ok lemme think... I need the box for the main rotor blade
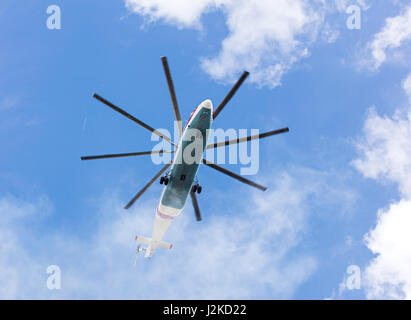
[206,127,289,149]
[124,162,172,210]
[93,93,176,146]
[81,150,174,161]
[190,191,202,221]
[161,56,183,136]
[202,158,267,191]
[213,71,249,120]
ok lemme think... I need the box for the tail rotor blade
[161,56,183,136]
[213,71,249,120]
[124,162,172,209]
[202,158,267,191]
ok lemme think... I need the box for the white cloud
[199,0,323,88]
[0,169,331,299]
[0,195,53,299]
[403,72,411,99]
[125,0,363,88]
[353,72,411,299]
[363,200,411,299]
[352,107,411,196]
[321,22,340,44]
[363,5,411,70]
[0,194,52,222]
[125,0,219,29]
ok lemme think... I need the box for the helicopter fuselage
[141,99,213,257]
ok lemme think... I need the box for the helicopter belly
[159,102,212,215]
[159,161,202,216]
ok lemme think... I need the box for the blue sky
[1,0,411,299]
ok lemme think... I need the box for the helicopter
[81,57,289,258]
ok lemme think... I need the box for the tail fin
[135,235,173,259]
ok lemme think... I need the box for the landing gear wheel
[196,186,202,194]
[164,177,169,185]
[191,185,198,193]
[160,177,165,184]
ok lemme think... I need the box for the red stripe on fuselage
[156,208,175,220]
[183,105,201,132]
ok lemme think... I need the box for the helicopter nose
[201,99,213,110]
